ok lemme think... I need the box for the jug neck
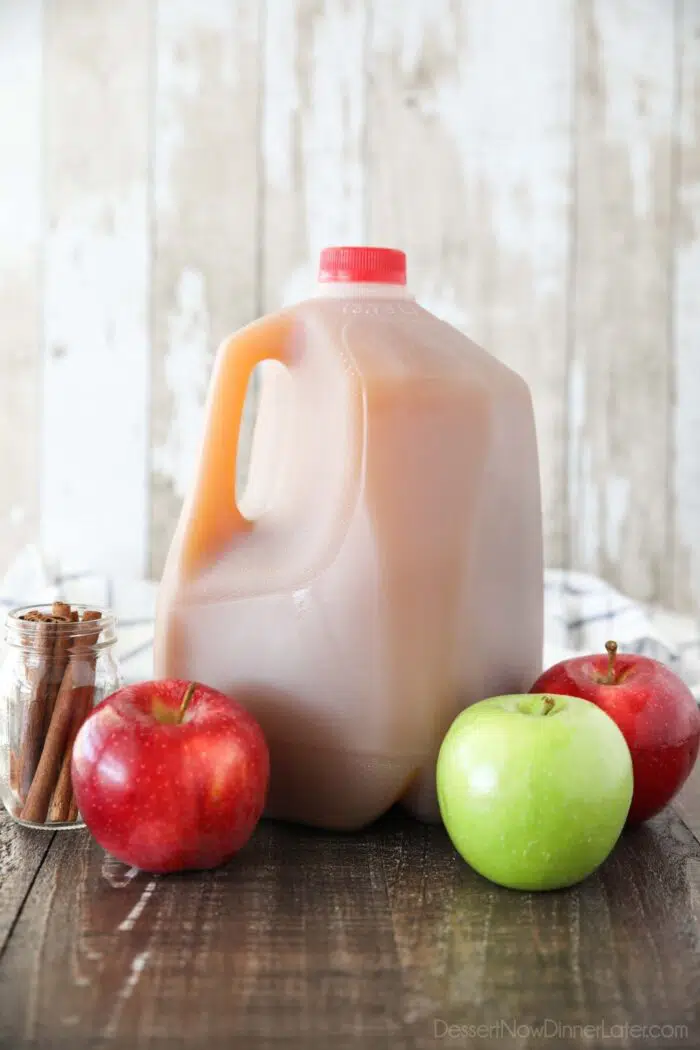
[314,246,413,301]
[313,281,415,301]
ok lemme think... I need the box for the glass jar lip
[5,603,117,649]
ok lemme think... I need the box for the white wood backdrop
[0,0,699,611]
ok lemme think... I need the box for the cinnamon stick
[45,603,77,730]
[16,603,78,803]
[9,748,19,795]
[17,612,64,799]
[20,611,102,824]
[47,679,98,823]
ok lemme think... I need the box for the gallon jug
[155,246,543,829]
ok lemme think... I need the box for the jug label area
[341,302,421,317]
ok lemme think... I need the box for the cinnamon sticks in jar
[11,604,103,825]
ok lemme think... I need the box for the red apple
[531,642,700,824]
[72,679,269,872]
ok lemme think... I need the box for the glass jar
[0,603,122,829]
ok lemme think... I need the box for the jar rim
[4,604,117,649]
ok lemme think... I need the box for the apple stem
[177,682,197,724]
[542,696,555,716]
[605,640,618,685]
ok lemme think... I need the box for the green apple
[436,693,633,891]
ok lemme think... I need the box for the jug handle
[180,314,292,577]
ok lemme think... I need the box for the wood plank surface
[368,0,574,572]
[674,740,700,840]
[1,785,699,1050]
[150,0,261,577]
[0,818,53,957]
[569,0,676,602]
[670,0,700,612]
[40,0,151,581]
[0,0,43,577]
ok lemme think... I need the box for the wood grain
[670,0,700,612]
[150,0,261,576]
[674,741,700,840]
[1,790,699,1049]
[261,0,368,312]
[569,0,676,602]
[41,0,151,580]
[0,816,52,957]
[368,0,574,572]
[426,818,700,1049]
[0,0,42,576]
[1,0,700,610]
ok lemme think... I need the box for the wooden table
[2,765,700,1050]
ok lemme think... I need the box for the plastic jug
[155,247,543,829]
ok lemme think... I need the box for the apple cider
[155,247,543,829]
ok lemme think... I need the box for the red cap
[318,246,407,285]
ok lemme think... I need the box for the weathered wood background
[0,0,699,611]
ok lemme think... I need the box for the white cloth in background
[1,546,699,698]
[0,546,157,684]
